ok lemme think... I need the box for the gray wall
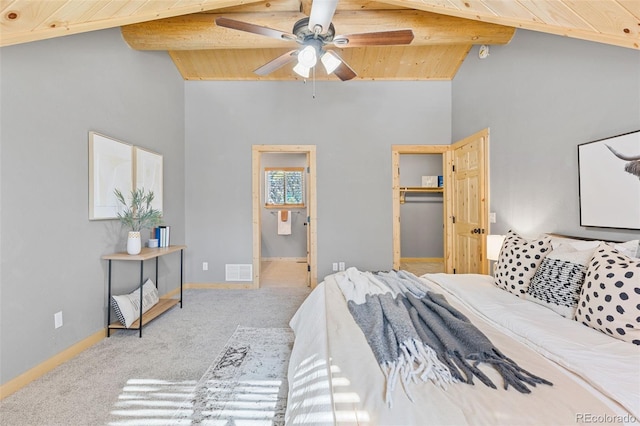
[185,81,452,283]
[453,30,640,242]
[0,28,185,384]
[4,23,639,389]
[261,153,307,258]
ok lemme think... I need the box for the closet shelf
[399,187,443,204]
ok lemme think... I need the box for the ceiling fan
[215,0,415,81]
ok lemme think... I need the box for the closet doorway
[392,129,490,275]
[252,145,317,289]
[392,145,449,275]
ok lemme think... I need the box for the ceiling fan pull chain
[312,66,316,99]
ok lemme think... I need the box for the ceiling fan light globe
[298,45,317,68]
[293,62,311,78]
[321,51,342,74]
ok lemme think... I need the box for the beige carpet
[0,287,310,426]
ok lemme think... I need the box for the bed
[285,233,640,425]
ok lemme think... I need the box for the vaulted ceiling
[1,1,638,81]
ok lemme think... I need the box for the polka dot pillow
[575,243,640,345]
[494,230,552,297]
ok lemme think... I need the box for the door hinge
[453,268,456,274]
[452,216,456,224]
[307,265,311,272]
[452,164,455,172]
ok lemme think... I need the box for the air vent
[225,264,253,281]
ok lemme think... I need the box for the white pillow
[610,240,640,259]
[526,243,596,318]
[111,279,159,328]
[547,235,601,251]
[494,230,552,297]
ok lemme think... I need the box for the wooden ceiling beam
[168,44,471,80]
[121,9,515,50]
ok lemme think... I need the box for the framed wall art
[134,146,163,213]
[578,130,640,230]
[88,132,133,220]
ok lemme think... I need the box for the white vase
[127,231,142,255]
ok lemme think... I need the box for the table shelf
[103,245,186,337]
[108,298,180,330]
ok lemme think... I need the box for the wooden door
[448,129,489,274]
[305,159,311,287]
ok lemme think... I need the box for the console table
[102,245,186,337]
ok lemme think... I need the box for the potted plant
[114,188,163,254]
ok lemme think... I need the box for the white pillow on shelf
[111,279,159,328]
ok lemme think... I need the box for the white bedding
[423,273,640,420]
[286,271,640,425]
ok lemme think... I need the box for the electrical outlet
[202,262,208,271]
[332,262,338,272]
[339,262,345,271]
[54,311,63,329]
[489,212,497,223]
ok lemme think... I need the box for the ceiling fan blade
[254,50,298,76]
[334,61,357,81]
[215,17,295,41]
[333,29,415,47]
[327,51,356,81]
[308,0,339,34]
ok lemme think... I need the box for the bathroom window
[265,167,305,208]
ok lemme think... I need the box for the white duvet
[286,272,640,425]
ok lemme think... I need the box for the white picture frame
[578,130,640,230]
[88,132,133,220]
[134,146,163,214]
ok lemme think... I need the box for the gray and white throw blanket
[335,267,552,406]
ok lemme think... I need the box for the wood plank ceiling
[1,1,638,81]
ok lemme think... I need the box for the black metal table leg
[139,259,144,338]
[107,260,112,337]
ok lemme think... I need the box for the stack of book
[155,226,171,247]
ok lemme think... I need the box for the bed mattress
[285,271,639,425]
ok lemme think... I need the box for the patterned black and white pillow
[494,230,552,297]
[111,279,159,328]
[575,243,640,345]
[526,243,596,318]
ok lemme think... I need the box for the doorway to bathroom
[252,145,317,289]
